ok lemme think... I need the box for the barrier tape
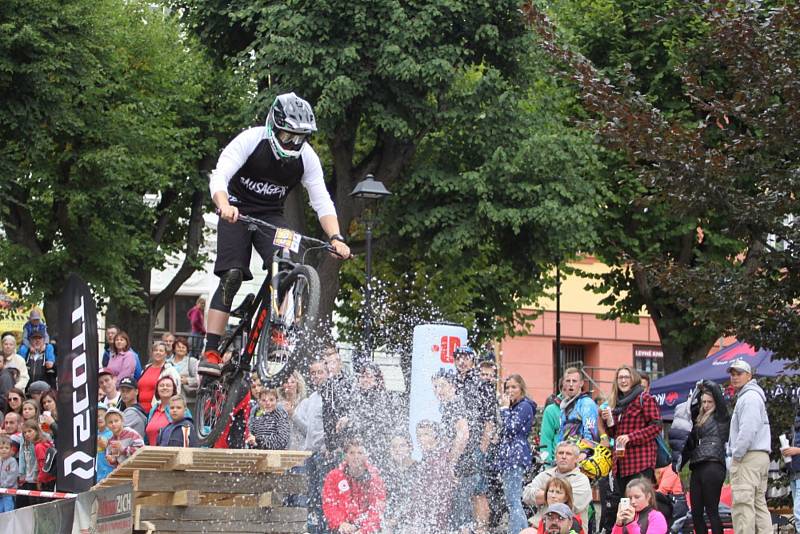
[0,487,77,499]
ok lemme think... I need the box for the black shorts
[214,214,287,281]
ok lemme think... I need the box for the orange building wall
[495,257,735,405]
[498,310,660,405]
[496,257,661,404]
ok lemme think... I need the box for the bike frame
[220,215,330,379]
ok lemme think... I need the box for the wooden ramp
[95,446,310,534]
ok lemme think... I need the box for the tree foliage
[0,0,247,346]
[526,1,800,370]
[171,0,535,325]
[336,57,608,353]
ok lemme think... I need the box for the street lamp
[350,174,392,369]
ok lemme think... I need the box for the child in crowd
[18,420,55,501]
[21,399,40,426]
[612,478,668,534]
[0,435,18,513]
[157,396,199,447]
[17,420,40,507]
[246,388,289,450]
[96,403,114,482]
[383,434,418,533]
[411,420,452,532]
[105,408,144,466]
[30,420,55,492]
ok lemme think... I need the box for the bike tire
[256,264,321,387]
[194,371,250,447]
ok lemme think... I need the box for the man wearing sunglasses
[200,92,351,376]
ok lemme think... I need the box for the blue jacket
[19,343,56,364]
[556,393,599,443]
[495,397,536,471]
[157,417,199,447]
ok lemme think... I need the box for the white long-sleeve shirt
[208,127,336,218]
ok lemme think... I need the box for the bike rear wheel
[194,370,250,447]
[256,264,321,387]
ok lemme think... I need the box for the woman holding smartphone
[612,478,667,534]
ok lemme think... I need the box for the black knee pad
[210,268,243,312]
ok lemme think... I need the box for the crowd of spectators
[0,319,202,511]
[0,312,784,534]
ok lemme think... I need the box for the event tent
[649,341,797,420]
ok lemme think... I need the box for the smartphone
[619,498,631,510]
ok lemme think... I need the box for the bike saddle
[231,293,255,318]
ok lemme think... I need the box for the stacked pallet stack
[95,446,310,534]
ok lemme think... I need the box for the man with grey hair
[522,441,592,526]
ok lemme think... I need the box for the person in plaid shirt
[600,365,662,525]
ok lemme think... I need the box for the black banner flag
[56,274,99,492]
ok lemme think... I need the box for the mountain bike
[194,214,336,446]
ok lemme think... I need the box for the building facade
[497,257,665,404]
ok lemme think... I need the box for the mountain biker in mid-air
[199,92,351,378]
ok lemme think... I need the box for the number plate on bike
[273,228,301,253]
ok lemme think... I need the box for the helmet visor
[276,129,309,149]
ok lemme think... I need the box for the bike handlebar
[236,214,329,247]
[233,214,351,259]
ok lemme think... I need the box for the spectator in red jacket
[322,437,386,534]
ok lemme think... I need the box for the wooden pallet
[95,446,311,534]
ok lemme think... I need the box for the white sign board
[408,323,467,459]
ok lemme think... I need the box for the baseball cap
[119,377,138,389]
[29,310,42,320]
[98,367,114,378]
[453,346,475,359]
[727,359,752,374]
[544,503,574,519]
[104,407,124,420]
[28,330,44,339]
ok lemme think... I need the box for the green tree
[335,57,608,384]
[171,0,533,323]
[0,0,247,349]
[525,1,800,370]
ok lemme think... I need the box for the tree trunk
[43,293,62,349]
[112,265,153,365]
[633,266,718,373]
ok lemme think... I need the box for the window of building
[154,294,199,336]
[554,343,586,384]
[561,344,586,368]
[634,345,665,380]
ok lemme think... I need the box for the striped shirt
[248,406,290,450]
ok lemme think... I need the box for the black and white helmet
[265,92,318,160]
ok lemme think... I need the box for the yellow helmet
[579,444,613,480]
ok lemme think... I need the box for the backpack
[639,394,672,468]
[43,443,57,475]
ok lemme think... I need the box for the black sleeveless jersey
[227,138,305,216]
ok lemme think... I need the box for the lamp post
[555,262,562,385]
[350,174,391,368]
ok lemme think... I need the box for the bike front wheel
[194,371,250,447]
[256,264,321,387]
